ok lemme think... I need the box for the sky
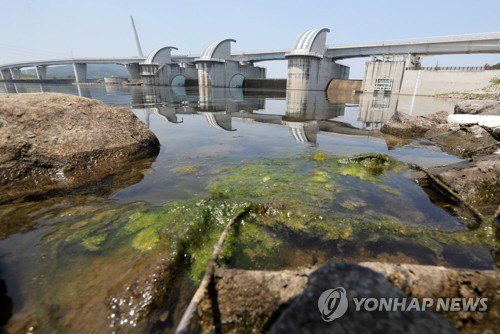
[1,0,499,79]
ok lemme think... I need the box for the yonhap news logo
[318,287,488,322]
[317,287,348,322]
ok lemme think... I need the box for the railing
[405,66,485,71]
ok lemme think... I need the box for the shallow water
[0,83,494,332]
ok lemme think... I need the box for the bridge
[1,29,499,91]
[0,57,146,82]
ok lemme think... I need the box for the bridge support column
[0,69,12,81]
[125,63,140,79]
[197,61,226,87]
[72,63,87,83]
[35,65,47,80]
[286,56,349,91]
[10,68,21,80]
[286,28,349,91]
[197,60,265,88]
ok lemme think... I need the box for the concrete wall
[327,79,362,94]
[198,60,266,88]
[244,78,286,90]
[399,69,500,96]
[141,63,198,86]
[361,60,405,93]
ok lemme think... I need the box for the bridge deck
[1,33,499,70]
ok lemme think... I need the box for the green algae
[82,234,106,251]
[341,198,367,211]
[132,227,161,252]
[39,152,496,286]
[313,151,326,162]
[172,165,200,174]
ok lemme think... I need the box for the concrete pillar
[287,56,349,91]
[197,61,226,87]
[404,54,420,70]
[35,65,47,80]
[125,63,140,79]
[10,68,21,80]
[72,63,87,83]
[1,69,13,80]
[75,84,91,98]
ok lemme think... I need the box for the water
[0,83,494,332]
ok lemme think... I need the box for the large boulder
[381,111,449,137]
[0,93,159,203]
[455,100,500,115]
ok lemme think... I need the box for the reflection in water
[0,82,457,145]
[129,86,376,144]
[358,92,456,129]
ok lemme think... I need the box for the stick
[176,207,250,334]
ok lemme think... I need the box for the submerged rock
[0,93,160,203]
[455,99,500,115]
[419,154,500,214]
[425,124,498,158]
[381,111,449,137]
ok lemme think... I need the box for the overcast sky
[1,0,499,79]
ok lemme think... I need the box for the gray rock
[197,268,310,333]
[381,111,449,137]
[421,154,500,214]
[425,124,498,158]
[0,93,159,203]
[195,263,499,333]
[455,100,500,115]
[268,263,457,334]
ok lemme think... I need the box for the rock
[0,93,160,203]
[425,124,498,158]
[197,268,310,333]
[455,100,500,115]
[421,154,500,214]
[197,263,499,333]
[360,262,500,333]
[268,263,457,334]
[107,256,178,330]
[381,111,449,137]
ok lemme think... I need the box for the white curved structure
[144,46,178,64]
[198,39,236,61]
[196,39,265,88]
[289,28,330,57]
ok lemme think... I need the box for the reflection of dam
[2,82,458,145]
[357,92,456,129]
[132,86,380,144]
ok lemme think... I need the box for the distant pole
[130,16,144,57]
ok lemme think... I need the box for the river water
[0,83,494,332]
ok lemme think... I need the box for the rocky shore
[381,99,499,217]
[0,93,160,203]
[1,93,498,333]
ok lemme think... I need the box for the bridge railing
[405,66,485,71]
